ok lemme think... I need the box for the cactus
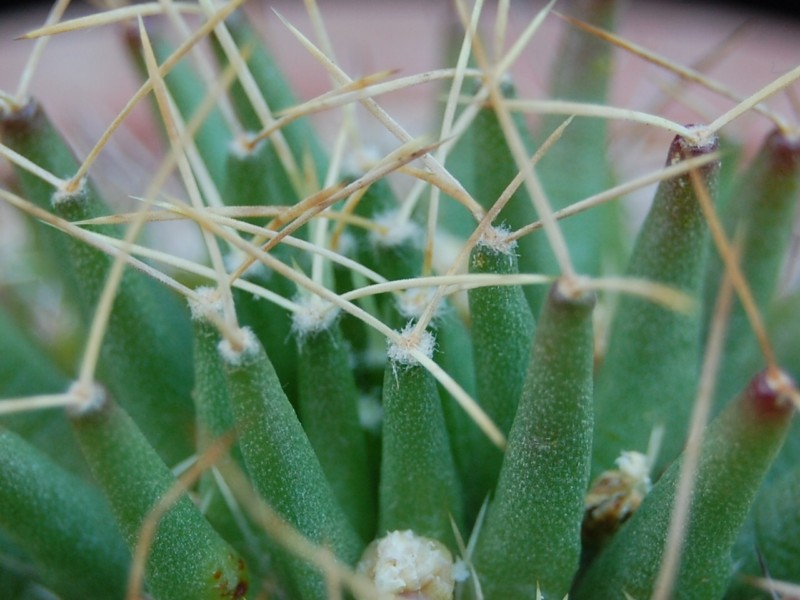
[1,1,799,599]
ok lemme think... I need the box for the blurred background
[0,0,800,18]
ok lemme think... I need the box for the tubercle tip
[218,327,258,366]
[670,125,719,159]
[552,276,597,307]
[746,367,797,418]
[65,381,108,417]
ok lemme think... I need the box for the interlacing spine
[0,1,799,599]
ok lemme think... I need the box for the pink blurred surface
[1,1,798,150]
[0,1,798,279]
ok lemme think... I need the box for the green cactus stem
[0,309,86,476]
[463,228,535,517]
[219,326,363,599]
[592,129,721,476]
[215,11,328,179]
[536,0,625,279]
[704,129,800,413]
[68,386,249,600]
[379,325,464,552]
[472,278,595,600]
[1,2,799,599]
[0,100,196,465]
[294,299,376,542]
[0,429,129,600]
[573,368,796,600]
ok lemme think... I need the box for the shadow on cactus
[0,1,799,599]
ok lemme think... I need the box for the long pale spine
[139,31,231,189]
[460,80,541,311]
[219,11,328,178]
[224,138,302,402]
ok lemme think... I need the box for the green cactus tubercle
[0,2,799,599]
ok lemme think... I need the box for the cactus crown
[1,2,799,599]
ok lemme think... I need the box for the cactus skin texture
[0,2,799,599]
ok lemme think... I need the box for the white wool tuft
[187,286,224,322]
[370,210,423,249]
[227,132,263,159]
[65,381,107,417]
[387,322,436,367]
[396,287,439,320]
[615,450,652,494]
[51,179,88,207]
[681,124,718,153]
[217,327,259,366]
[357,530,456,600]
[291,295,339,337]
[477,225,517,255]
